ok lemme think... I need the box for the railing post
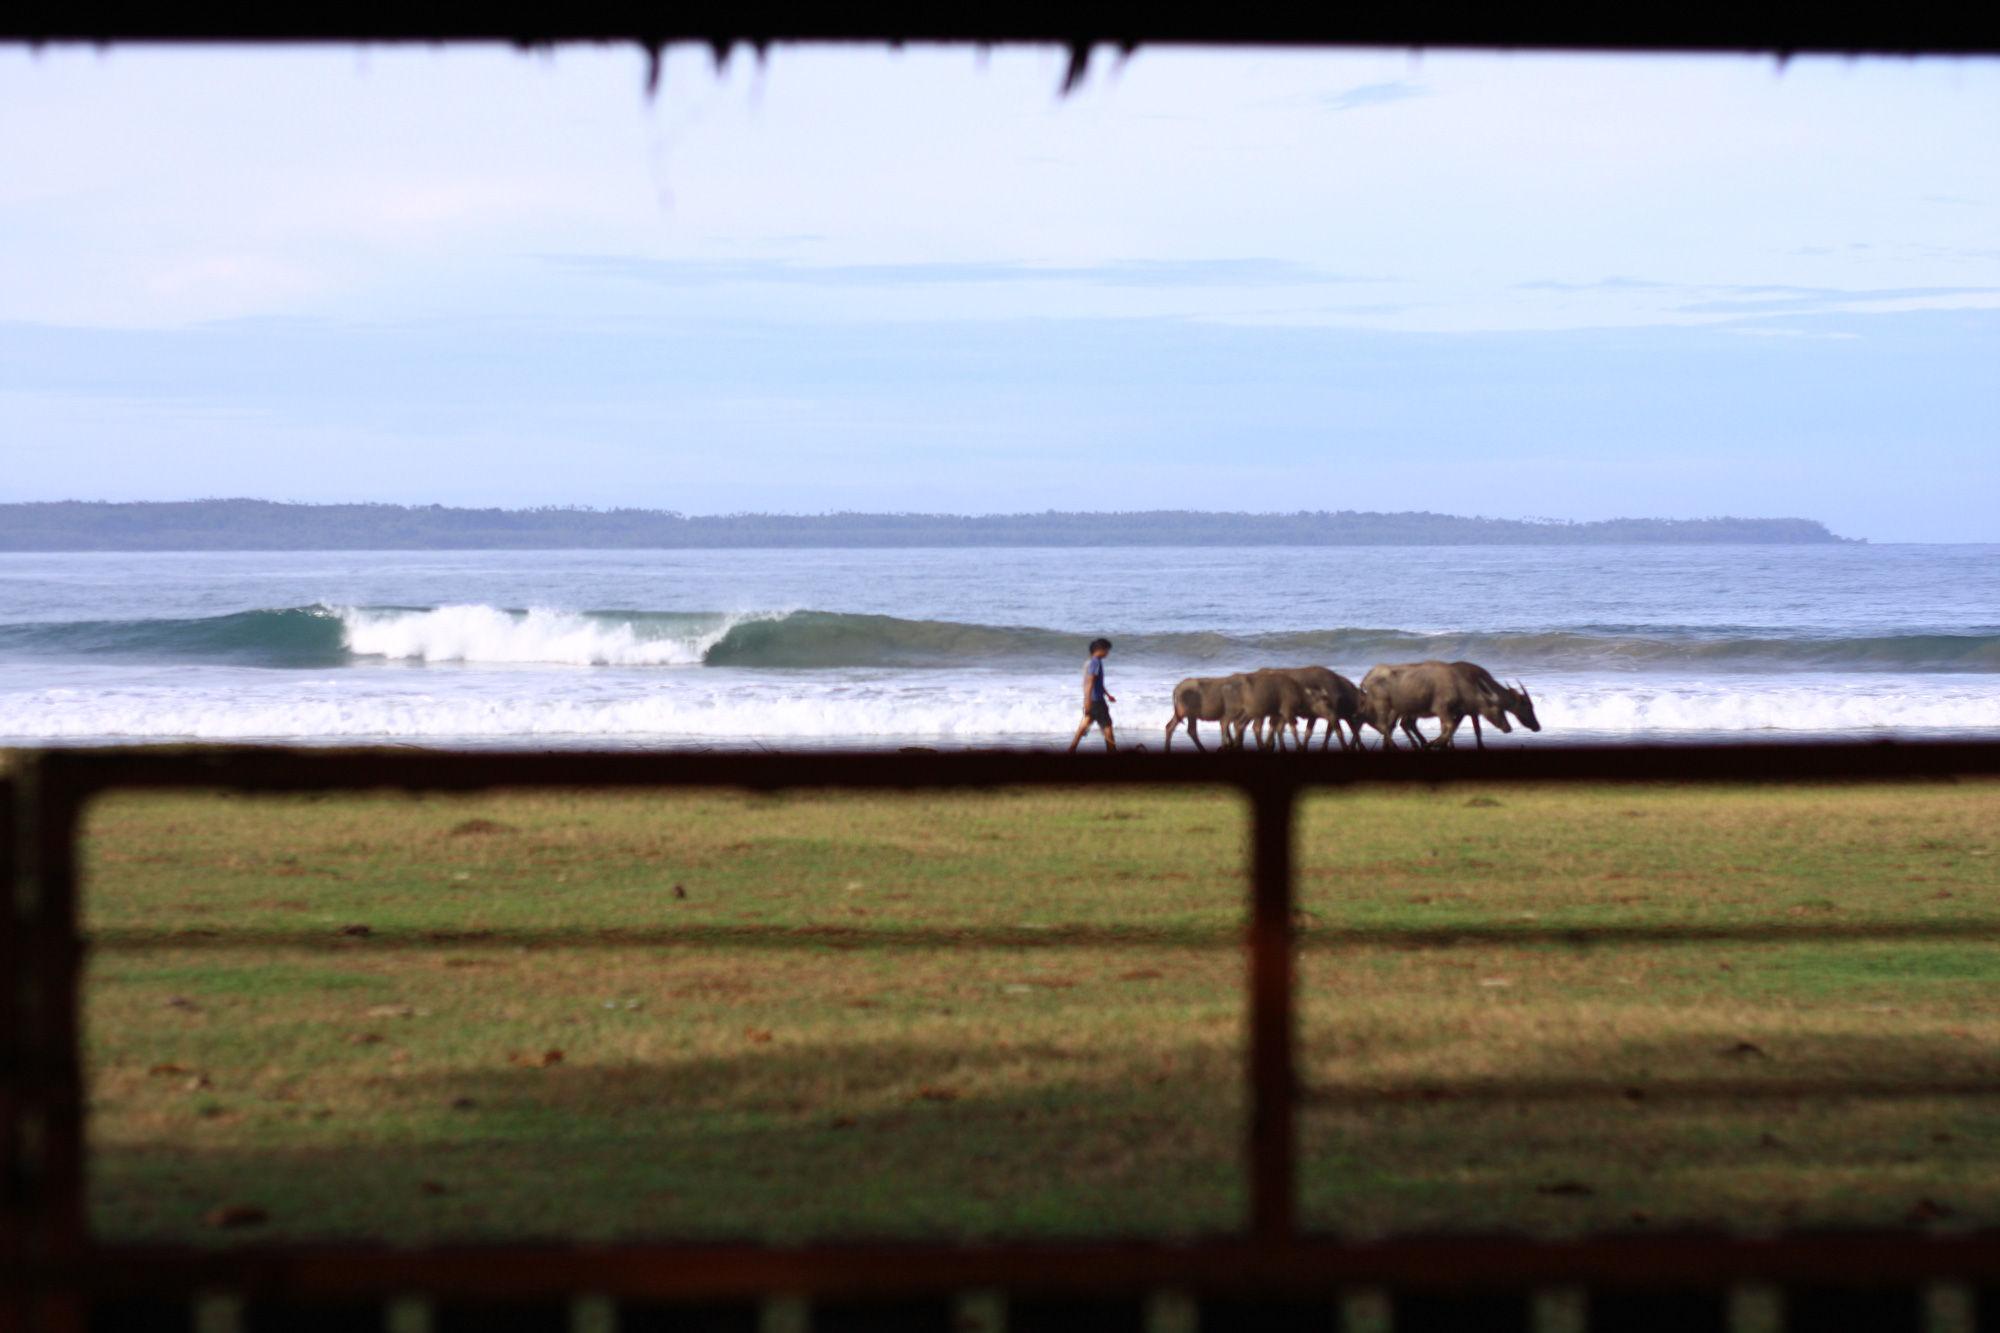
[0,769,19,1333]
[1247,776,1297,1243]
[9,755,85,1333]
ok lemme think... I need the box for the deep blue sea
[0,545,1994,748]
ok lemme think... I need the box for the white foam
[0,666,1083,740]
[336,605,756,667]
[0,665,1995,744]
[1542,678,2000,734]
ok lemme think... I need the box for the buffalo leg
[1471,714,1484,750]
[1188,718,1209,753]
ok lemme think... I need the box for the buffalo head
[1510,681,1542,732]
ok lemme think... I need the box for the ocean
[0,545,1995,749]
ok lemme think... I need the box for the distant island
[0,501,1857,550]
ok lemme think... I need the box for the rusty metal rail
[7,740,2000,1329]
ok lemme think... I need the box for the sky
[0,43,1995,540]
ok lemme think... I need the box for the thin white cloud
[1317,81,1428,112]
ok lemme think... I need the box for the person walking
[1068,638,1117,753]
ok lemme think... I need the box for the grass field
[79,778,2000,1246]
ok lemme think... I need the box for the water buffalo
[1225,670,1316,751]
[1360,661,1519,750]
[1262,666,1367,750]
[1447,661,1542,746]
[1165,676,1234,752]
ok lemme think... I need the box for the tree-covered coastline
[0,501,1856,550]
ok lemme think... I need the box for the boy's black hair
[1088,638,1113,653]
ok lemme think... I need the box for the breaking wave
[0,604,1997,673]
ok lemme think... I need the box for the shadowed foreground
[82,781,2000,1244]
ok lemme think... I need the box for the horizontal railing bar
[82,920,2000,952]
[61,1232,2000,1301]
[6,0,2000,57]
[34,740,2000,798]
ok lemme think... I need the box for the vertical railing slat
[1248,777,1298,1243]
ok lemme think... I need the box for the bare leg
[1102,724,1117,754]
[1067,714,1092,754]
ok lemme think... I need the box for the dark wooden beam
[8,0,2000,54]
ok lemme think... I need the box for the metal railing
[8,740,2000,1332]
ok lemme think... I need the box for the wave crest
[337,606,759,666]
[0,604,1997,673]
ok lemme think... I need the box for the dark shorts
[1086,699,1113,728]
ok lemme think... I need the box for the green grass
[80,780,2000,1246]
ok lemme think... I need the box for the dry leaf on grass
[449,1097,477,1110]
[508,1050,564,1069]
[914,1086,959,1103]
[205,1205,268,1227]
[148,1063,190,1076]
[418,1181,448,1197]
[829,1116,857,1129]
[1536,1181,1594,1197]
[744,1028,774,1044]
[347,1032,384,1045]
[449,819,513,836]
[1720,1041,1767,1058]
[1118,969,1163,982]
[1907,1198,1955,1224]
[336,924,372,938]
[365,1005,413,1019]
[183,1076,212,1093]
